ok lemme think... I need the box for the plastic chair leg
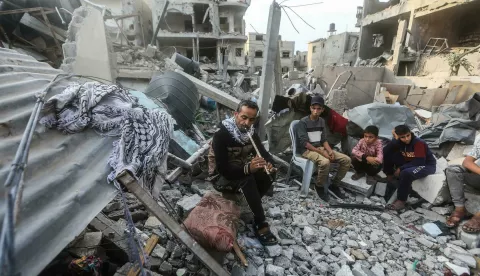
[285,160,293,185]
[300,161,314,197]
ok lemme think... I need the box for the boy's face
[364,133,377,145]
[397,132,412,144]
[310,104,324,117]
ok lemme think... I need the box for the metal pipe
[325,70,353,100]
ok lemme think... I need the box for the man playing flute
[209,100,278,246]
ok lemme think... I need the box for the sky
[244,0,364,52]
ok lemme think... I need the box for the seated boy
[351,125,383,185]
[383,125,436,210]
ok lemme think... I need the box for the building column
[258,2,281,140]
[404,11,415,48]
[391,19,407,75]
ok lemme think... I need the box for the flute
[246,132,274,181]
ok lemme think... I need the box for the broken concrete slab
[144,216,162,230]
[61,6,116,82]
[339,171,375,196]
[412,158,450,204]
[446,144,474,161]
[68,232,102,257]
[445,262,470,275]
[176,194,201,217]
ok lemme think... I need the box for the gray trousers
[446,165,480,207]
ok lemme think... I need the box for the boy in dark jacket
[384,125,436,210]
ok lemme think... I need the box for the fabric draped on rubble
[419,92,480,148]
[40,82,174,194]
[346,103,417,139]
[183,192,240,252]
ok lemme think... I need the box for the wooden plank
[174,69,240,110]
[233,240,248,267]
[116,171,230,276]
[127,234,160,276]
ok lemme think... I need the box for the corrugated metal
[0,48,117,275]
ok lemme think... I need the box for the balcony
[218,0,250,9]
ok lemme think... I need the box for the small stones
[322,245,332,255]
[380,213,392,221]
[302,226,317,243]
[347,239,359,248]
[371,262,385,276]
[351,249,366,260]
[152,245,168,259]
[266,245,283,257]
[416,237,434,248]
[144,216,162,230]
[335,264,354,276]
[266,264,285,276]
[291,245,310,261]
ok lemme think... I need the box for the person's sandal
[462,216,480,233]
[351,172,365,181]
[446,210,469,228]
[386,200,406,211]
[254,222,278,246]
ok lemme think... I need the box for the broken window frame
[282,66,289,73]
[235,48,242,57]
[282,51,290,58]
[255,50,263,58]
[255,35,263,41]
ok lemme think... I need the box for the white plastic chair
[286,120,315,197]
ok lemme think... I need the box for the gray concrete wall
[308,32,359,69]
[314,66,385,108]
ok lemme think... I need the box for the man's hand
[328,150,335,161]
[366,156,380,165]
[249,156,266,173]
[394,168,401,177]
[392,129,398,140]
[266,162,276,173]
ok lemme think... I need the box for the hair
[394,125,411,135]
[364,125,379,137]
[236,100,259,113]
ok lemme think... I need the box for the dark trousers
[383,143,436,201]
[214,171,274,225]
[351,158,382,176]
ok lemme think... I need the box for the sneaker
[315,185,329,201]
[329,185,346,199]
[366,175,377,185]
[351,172,365,181]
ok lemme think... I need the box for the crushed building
[307,31,359,69]
[358,0,480,78]
[152,0,250,73]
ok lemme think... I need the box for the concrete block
[412,158,450,204]
[68,232,102,257]
[445,262,470,275]
[447,144,473,161]
[457,221,480,249]
[465,192,480,215]
[176,194,202,217]
[145,45,157,58]
[374,182,387,197]
[339,171,375,196]
[144,216,162,230]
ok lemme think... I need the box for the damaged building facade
[307,31,359,69]
[245,32,295,73]
[358,0,480,77]
[152,0,250,72]
[294,50,308,71]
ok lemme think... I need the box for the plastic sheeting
[0,48,117,275]
[346,103,417,139]
[419,93,480,148]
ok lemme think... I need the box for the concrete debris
[68,232,103,257]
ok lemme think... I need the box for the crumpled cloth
[40,82,174,195]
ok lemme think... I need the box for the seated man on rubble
[351,125,383,185]
[384,125,436,211]
[209,100,278,246]
[295,95,351,200]
[445,134,480,232]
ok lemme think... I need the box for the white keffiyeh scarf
[40,82,174,194]
[222,117,254,145]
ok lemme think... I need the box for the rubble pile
[227,190,477,276]
[116,48,167,70]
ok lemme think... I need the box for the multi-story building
[294,50,308,71]
[358,0,480,76]
[152,0,250,72]
[307,32,359,70]
[245,32,295,73]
